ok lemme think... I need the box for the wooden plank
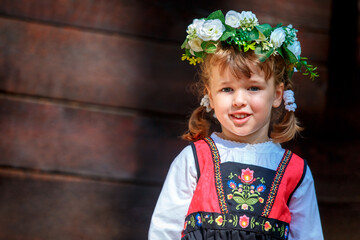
[0,169,160,240]
[0,18,328,114]
[284,138,360,204]
[0,17,197,114]
[292,65,328,123]
[0,0,331,41]
[288,139,359,178]
[319,202,360,240]
[226,0,331,33]
[0,97,188,183]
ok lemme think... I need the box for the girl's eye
[248,86,260,91]
[221,88,233,92]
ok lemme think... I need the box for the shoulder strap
[265,150,307,223]
[262,150,293,217]
[286,159,308,205]
[186,138,223,215]
[190,142,200,182]
[203,137,228,214]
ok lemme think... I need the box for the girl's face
[207,64,283,144]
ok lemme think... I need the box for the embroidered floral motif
[264,221,272,231]
[240,168,256,184]
[239,214,249,228]
[195,213,202,226]
[284,225,289,238]
[228,180,237,189]
[215,215,224,226]
[227,168,266,211]
[256,184,266,192]
[184,212,289,239]
[227,194,233,200]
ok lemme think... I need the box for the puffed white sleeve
[148,145,198,240]
[288,165,324,240]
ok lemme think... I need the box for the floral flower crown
[181,10,318,80]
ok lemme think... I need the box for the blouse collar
[210,132,282,153]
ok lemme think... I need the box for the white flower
[238,11,259,29]
[225,10,241,28]
[270,27,286,48]
[197,19,225,41]
[287,40,301,58]
[188,37,203,52]
[186,19,205,39]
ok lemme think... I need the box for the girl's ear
[206,86,215,108]
[273,82,284,108]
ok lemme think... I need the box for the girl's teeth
[234,114,247,119]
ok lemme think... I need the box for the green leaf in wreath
[245,28,259,41]
[283,46,298,64]
[201,41,217,53]
[181,38,188,49]
[255,46,274,62]
[205,45,217,53]
[193,51,205,58]
[276,47,284,58]
[255,24,272,38]
[295,62,302,71]
[220,27,236,41]
[206,10,225,24]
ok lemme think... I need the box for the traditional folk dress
[149,133,323,240]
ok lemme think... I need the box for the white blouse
[148,133,323,240]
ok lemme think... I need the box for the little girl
[149,10,323,240]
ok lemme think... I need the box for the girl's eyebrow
[217,78,233,85]
[247,76,265,83]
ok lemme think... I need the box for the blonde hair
[182,45,303,143]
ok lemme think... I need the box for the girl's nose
[233,90,247,107]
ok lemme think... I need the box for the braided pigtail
[182,106,211,141]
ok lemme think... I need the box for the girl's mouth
[230,113,251,125]
[232,113,250,119]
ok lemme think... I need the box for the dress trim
[262,150,292,217]
[183,211,289,240]
[204,137,229,214]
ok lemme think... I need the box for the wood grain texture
[0,0,331,41]
[0,169,160,240]
[319,202,360,240]
[0,17,198,114]
[0,1,347,240]
[0,18,328,114]
[0,97,187,183]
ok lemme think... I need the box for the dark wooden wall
[0,0,358,239]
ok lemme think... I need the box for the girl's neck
[217,131,271,145]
